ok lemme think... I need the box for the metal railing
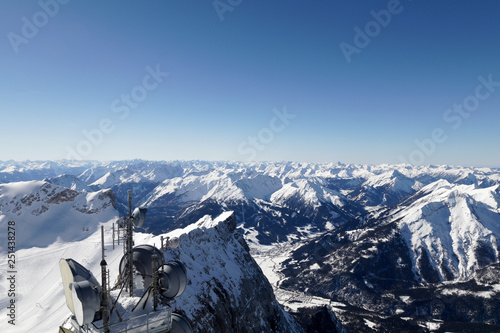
[69,308,172,333]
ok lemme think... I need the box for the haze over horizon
[1,1,499,167]
[0,159,498,171]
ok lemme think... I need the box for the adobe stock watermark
[399,74,500,165]
[339,0,409,64]
[237,106,296,162]
[213,0,243,22]
[65,65,169,160]
[7,0,71,54]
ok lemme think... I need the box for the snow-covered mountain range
[1,160,500,332]
[0,178,301,333]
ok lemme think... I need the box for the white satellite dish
[59,259,100,315]
[119,245,164,288]
[171,313,193,333]
[59,258,101,325]
[158,260,187,299]
[132,207,147,227]
[71,280,101,325]
[169,237,180,249]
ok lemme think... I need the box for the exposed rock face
[291,306,348,333]
[165,212,303,333]
[0,181,115,216]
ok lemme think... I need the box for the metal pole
[100,226,109,333]
[101,225,105,259]
[112,223,115,250]
[128,189,132,217]
[152,247,159,311]
[107,269,110,296]
[127,190,134,297]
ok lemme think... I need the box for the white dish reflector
[159,260,187,299]
[132,207,147,227]
[71,280,101,325]
[59,258,101,325]
[171,313,192,333]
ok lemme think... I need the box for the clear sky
[1,1,499,167]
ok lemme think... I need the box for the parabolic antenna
[132,207,147,227]
[71,280,101,325]
[59,258,100,315]
[119,244,164,288]
[168,237,180,249]
[158,260,187,299]
[171,313,193,333]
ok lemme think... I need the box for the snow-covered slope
[0,222,118,332]
[143,172,246,206]
[0,180,116,250]
[395,181,500,282]
[271,179,343,210]
[348,169,422,207]
[0,182,118,332]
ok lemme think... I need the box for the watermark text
[399,74,499,165]
[7,0,71,54]
[340,0,407,64]
[65,65,169,160]
[213,0,243,22]
[6,220,17,326]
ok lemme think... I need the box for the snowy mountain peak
[45,174,92,192]
[142,211,302,332]
[270,179,343,210]
[396,181,500,281]
[0,180,116,251]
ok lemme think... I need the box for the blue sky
[1,1,499,167]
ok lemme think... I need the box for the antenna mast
[152,247,159,311]
[100,226,109,333]
[126,190,134,297]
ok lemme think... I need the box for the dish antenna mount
[124,190,148,297]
